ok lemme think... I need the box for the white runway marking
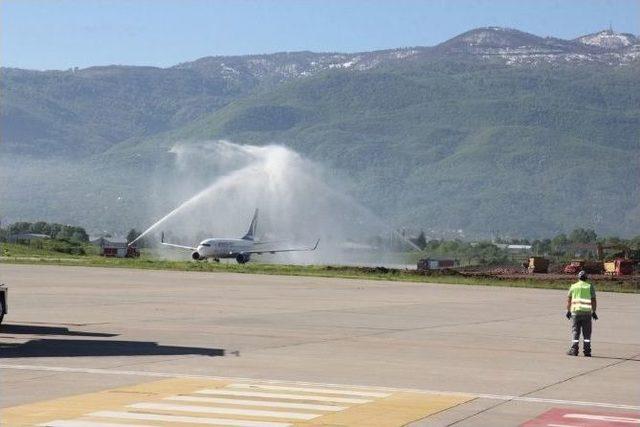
[196,388,371,404]
[40,421,158,427]
[166,395,348,411]
[563,413,640,423]
[2,363,639,411]
[227,383,391,397]
[90,411,291,427]
[128,402,320,420]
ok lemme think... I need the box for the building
[90,237,129,257]
[495,243,533,253]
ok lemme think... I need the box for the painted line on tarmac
[128,402,320,420]
[40,421,159,427]
[165,395,348,411]
[226,383,391,397]
[196,388,371,404]
[40,420,158,427]
[89,411,291,427]
[1,363,639,412]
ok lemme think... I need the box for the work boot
[566,347,578,356]
[584,345,591,357]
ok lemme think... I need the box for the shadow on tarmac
[0,339,225,358]
[0,324,118,337]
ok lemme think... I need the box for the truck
[527,257,549,273]
[563,260,604,275]
[604,258,635,276]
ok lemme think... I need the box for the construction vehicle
[604,258,635,276]
[527,257,549,273]
[598,243,638,276]
[563,260,603,275]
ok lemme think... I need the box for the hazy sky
[2,0,638,70]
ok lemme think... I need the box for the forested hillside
[2,27,639,237]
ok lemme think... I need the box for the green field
[2,243,637,293]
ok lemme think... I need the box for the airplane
[159,209,319,264]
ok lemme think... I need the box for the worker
[566,270,598,357]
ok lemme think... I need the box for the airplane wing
[252,240,288,246]
[160,232,196,251]
[242,239,320,255]
[161,242,196,251]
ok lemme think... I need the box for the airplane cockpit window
[200,243,211,247]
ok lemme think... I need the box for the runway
[1,264,639,426]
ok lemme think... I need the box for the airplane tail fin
[242,209,259,241]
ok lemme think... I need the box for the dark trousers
[571,313,592,352]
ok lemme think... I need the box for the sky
[1,0,639,70]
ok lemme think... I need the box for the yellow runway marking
[303,392,471,426]
[1,378,473,427]
[0,378,229,426]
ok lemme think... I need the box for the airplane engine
[192,251,202,260]
[236,253,250,264]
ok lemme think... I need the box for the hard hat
[578,270,588,280]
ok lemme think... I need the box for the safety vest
[569,280,593,313]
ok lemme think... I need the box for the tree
[569,228,597,244]
[8,222,31,234]
[533,238,552,255]
[127,228,140,244]
[71,231,88,242]
[551,233,568,247]
[69,226,89,242]
[29,221,51,236]
[413,230,427,250]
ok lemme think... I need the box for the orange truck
[604,258,635,276]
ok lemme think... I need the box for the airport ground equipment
[563,260,603,274]
[94,237,140,257]
[0,284,7,325]
[527,256,549,273]
[126,245,140,258]
[604,258,635,276]
[417,258,456,271]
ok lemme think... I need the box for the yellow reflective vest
[569,280,594,313]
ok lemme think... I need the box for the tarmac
[0,264,638,426]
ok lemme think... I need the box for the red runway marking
[521,408,640,426]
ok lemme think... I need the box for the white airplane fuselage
[194,238,255,261]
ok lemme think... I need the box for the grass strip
[2,255,638,293]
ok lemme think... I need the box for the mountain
[435,27,640,65]
[575,29,639,49]
[1,27,639,238]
